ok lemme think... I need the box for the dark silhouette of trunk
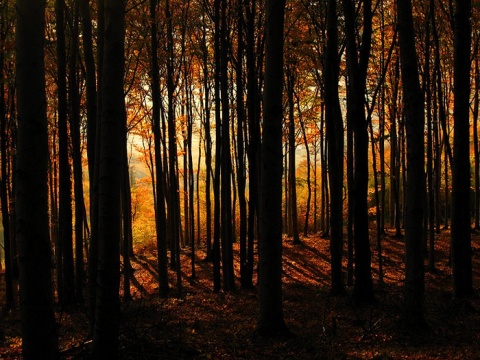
[69,3,85,303]
[451,0,473,299]
[426,0,435,271]
[325,0,345,295]
[287,69,301,245]
[56,0,75,307]
[473,42,480,230]
[165,0,182,294]
[342,0,373,303]
[0,5,13,309]
[397,0,427,329]
[200,9,213,261]
[188,99,195,280]
[213,0,222,292]
[88,0,104,331]
[246,0,259,288]
[237,0,250,289]
[150,0,169,296]
[389,57,402,237]
[122,148,132,302]
[91,0,125,355]
[80,0,97,184]
[257,0,290,337]
[298,96,312,238]
[220,0,235,291]
[15,0,59,356]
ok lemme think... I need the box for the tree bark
[325,0,345,295]
[451,0,473,299]
[15,0,59,356]
[397,0,427,329]
[257,0,289,337]
[91,0,125,355]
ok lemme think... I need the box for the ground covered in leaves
[1,228,480,359]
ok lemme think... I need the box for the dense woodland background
[1,0,480,358]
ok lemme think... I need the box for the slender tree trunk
[0,3,13,309]
[212,0,222,292]
[56,0,75,307]
[122,147,132,302]
[165,0,182,294]
[451,0,473,299]
[287,69,301,244]
[237,0,250,289]
[15,0,59,355]
[397,0,427,329]
[325,0,345,295]
[246,0,259,288]
[69,2,85,302]
[88,0,104,331]
[342,0,373,303]
[150,0,169,297]
[473,44,480,230]
[220,0,235,291]
[258,0,289,337]
[91,0,125,355]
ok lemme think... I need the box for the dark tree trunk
[451,0,473,299]
[236,0,250,289]
[257,0,289,337]
[88,0,104,331]
[220,0,235,291]
[0,4,13,309]
[325,0,345,295]
[91,0,125,355]
[286,69,301,245]
[165,0,182,293]
[342,0,373,303]
[122,147,132,302]
[69,3,85,303]
[56,0,75,307]
[150,0,169,296]
[397,0,427,329]
[213,0,222,292]
[15,0,59,356]
[473,43,480,230]
[246,0,259,289]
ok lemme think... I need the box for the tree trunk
[88,0,104,331]
[69,2,85,303]
[325,0,345,295]
[56,0,75,307]
[150,0,169,296]
[287,69,301,245]
[91,0,125,355]
[451,0,473,299]
[342,0,373,303]
[257,0,289,337]
[397,0,427,329]
[15,0,59,355]
[0,4,13,309]
[220,0,235,291]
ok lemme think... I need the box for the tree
[342,0,374,304]
[451,0,473,299]
[91,0,125,355]
[150,0,169,297]
[56,0,75,307]
[0,0,14,310]
[397,0,427,329]
[324,0,345,295]
[15,0,59,356]
[257,0,289,337]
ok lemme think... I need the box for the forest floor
[1,227,480,359]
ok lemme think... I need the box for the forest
[1,0,480,358]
